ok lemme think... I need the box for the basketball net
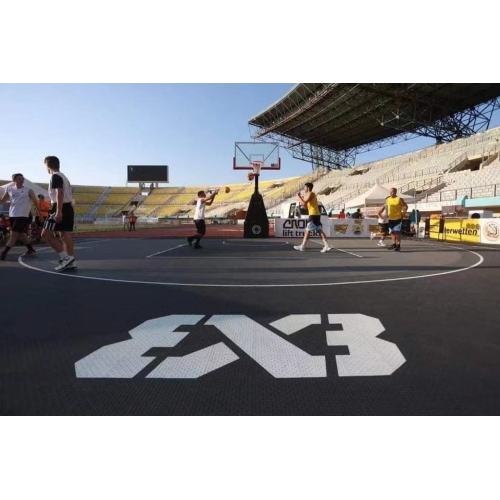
[251,161,263,176]
[248,161,263,181]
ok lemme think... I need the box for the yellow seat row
[108,187,140,194]
[95,205,127,216]
[165,193,197,204]
[72,185,105,193]
[73,192,102,204]
[156,205,185,217]
[142,194,170,205]
[104,193,135,205]
[73,204,94,216]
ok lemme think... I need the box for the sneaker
[377,240,386,247]
[187,237,193,247]
[370,232,375,240]
[193,244,203,249]
[23,249,37,257]
[320,246,331,253]
[394,245,401,252]
[293,245,305,252]
[387,244,396,250]
[55,255,75,271]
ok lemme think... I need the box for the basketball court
[2,97,500,416]
[2,235,500,415]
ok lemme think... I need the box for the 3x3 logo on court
[75,314,405,379]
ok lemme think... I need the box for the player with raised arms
[293,182,331,253]
[187,186,229,249]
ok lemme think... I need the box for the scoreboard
[127,165,169,183]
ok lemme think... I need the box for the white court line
[222,240,289,247]
[17,249,484,288]
[309,240,363,258]
[145,243,187,259]
[153,256,301,260]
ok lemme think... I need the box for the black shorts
[388,219,402,233]
[307,215,322,231]
[10,217,30,233]
[194,219,206,235]
[44,203,74,232]
[379,223,389,234]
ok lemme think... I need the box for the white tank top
[194,198,205,220]
[49,171,73,204]
[6,183,33,217]
[378,208,388,224]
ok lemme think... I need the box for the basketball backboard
[233,142,281,170]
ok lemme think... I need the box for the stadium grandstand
[3,127,500,223]
[2,84,500,226]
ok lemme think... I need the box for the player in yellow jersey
[293,182,331,253]
[378,187,408,251]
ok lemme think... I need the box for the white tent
[345,184,392,209]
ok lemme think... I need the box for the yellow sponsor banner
[429,217,442,240]
[443,219,481,243]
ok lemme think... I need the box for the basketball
[225,186,230,194]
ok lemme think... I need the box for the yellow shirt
[306,193,320,216]
[386,196,403,220]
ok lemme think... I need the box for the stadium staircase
[88,187,112,218]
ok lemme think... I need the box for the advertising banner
[275,216,331,239]
[331,218,378,238]
[429,217,442,240]
[275,218,379,238]
[430,218,481,243]
[445,219,481,243]
[481,219,500,245]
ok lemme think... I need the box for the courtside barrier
[429,218,482,243]
[481,219,500,245]
[275,217,379,238]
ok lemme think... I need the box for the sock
[59,251,68,259]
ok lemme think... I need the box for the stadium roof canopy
[249,83,500,169]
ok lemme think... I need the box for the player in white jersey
[187,189,218,249]
[0,173,40,261]
[370,208,389,247]
[41,156,76,271]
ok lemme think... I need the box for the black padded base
[244,192,269,238]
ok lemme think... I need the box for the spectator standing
[37,194,51,226]
[351,208,363,219]
[128,212,137,231]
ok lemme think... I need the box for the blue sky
[1,84,499,187]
